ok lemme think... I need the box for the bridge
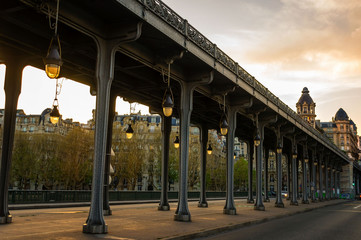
[1,0,360,234]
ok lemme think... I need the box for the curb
[162,200,351,240]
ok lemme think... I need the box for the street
[200,201,361,240]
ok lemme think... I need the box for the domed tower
[333,108,358,158]
[296,87,316,127]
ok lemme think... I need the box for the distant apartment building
[0,108,91,135]
[320,108,359,161]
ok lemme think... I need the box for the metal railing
[8,190,248,204]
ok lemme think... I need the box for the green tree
[234,157,248,191]
[11,133,38,189]
[58,128,94,189]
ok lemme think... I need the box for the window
[29,126,35,132]
[270,174,275,183]
[303,107,307,113]
[270,160,274,170]
[149,125,155,133]
[22,127,27,132]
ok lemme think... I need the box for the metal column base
[198,202,208,208]
[311,199,318,203]
[0,215,12,224]
[290,201,298,206]
[103,209,112,216]
[158,205,170,211]
[263,198,270,202]
[223,208,236,215]
[247,199,254,204]
[83,224,108,234]
[302,200,310,204]
[254,205,265,211]
[275,202,284,208]
[174,213,191,222]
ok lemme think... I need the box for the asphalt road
[200,201,361,240]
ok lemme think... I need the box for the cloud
[163,0,361,133]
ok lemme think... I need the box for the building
[320,108,359,161]
[0,108,72,135]
[294,87,360,195]
[296,87,316,128]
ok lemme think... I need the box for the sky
[1,0,361,133]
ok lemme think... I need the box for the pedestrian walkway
[0,198,347,239]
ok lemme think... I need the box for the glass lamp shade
[44,35,63,79]
[254,132,261,147]
[314,160,318,166]
[304,158,309,163]
[163,107,173,117]
[332,168,336,172]
[277,148,282,154]
[207,144,212,155]
[174,136,180,149]
[45,64,61,79]
[327,167,331,170]
[321,162,325,168]
[50,105,60,124]
[126,124,134,139]
[162,89,174,117]
[219,115,228,136]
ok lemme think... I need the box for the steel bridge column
[334,170,338,198]
[290,139,298,206]
[318,153,324,202]
[263,148,270,202]
[275,137,284,208]
[174,73,213,222]
[0,58,24,224]
[103,91,117,216]
[158,114,172,211]
[198,124,208,208]
[254,124,265,211]
[355,173,360,195]
[336,171,340,198]
[302,156,309,204]
[247,141,254,203]
[331,167,335,199]
[311,149,317,202]
[224,107,237,215]
[83,39,118,234]
[286,152,291,201]
[325,159,329,200]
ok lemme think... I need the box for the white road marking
[353,204,361,209]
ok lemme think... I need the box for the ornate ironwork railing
[138,0,349,160]
[8,190,248,204]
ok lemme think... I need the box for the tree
[57,128,94,190]
[234,157,248,191]
[11,133,38,189]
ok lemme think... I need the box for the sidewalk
[1,198,348,239]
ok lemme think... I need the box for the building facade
[296,87,316,128]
